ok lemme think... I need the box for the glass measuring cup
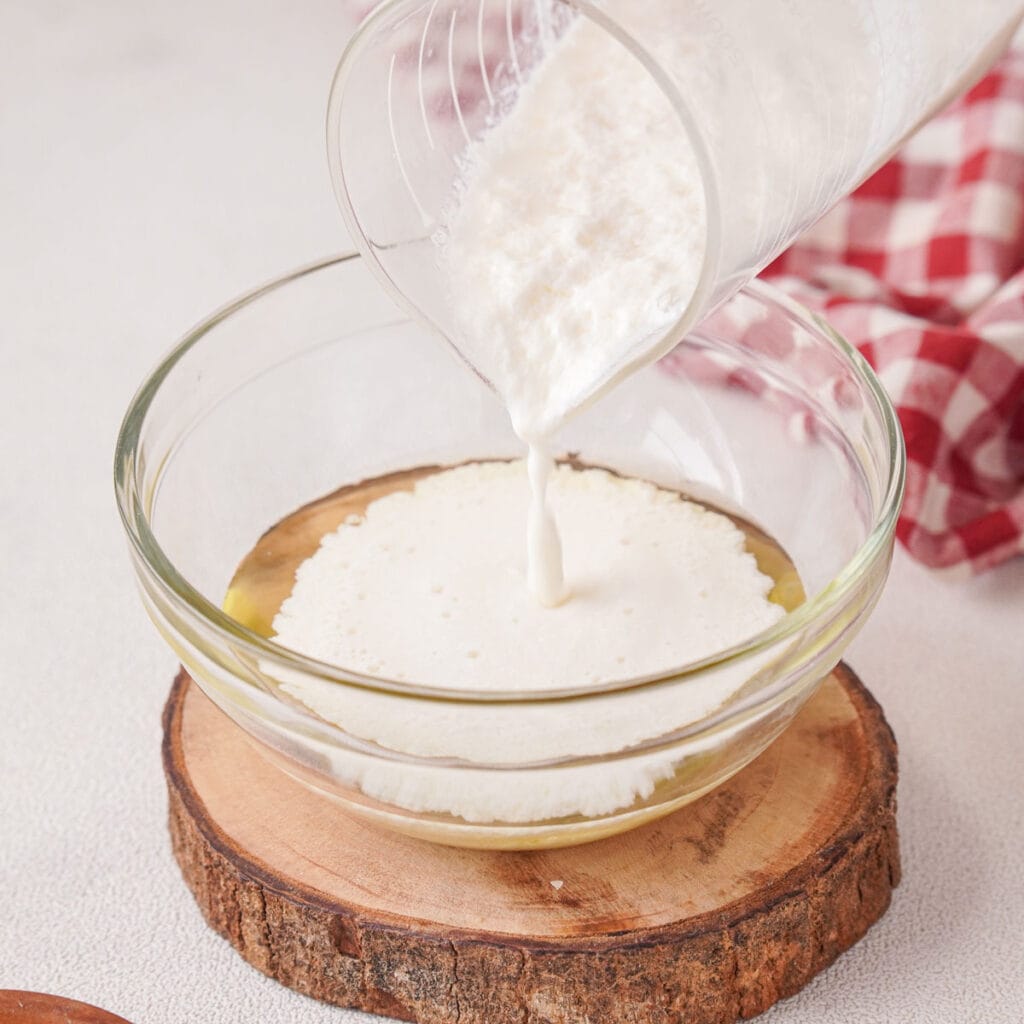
[327,0,1022,426]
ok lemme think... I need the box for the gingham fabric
[764,48,1024,573]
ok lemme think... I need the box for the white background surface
[2,2,1023,1021]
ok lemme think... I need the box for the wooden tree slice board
[163,663,899,1024]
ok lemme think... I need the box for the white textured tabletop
[2,2,1022,1022]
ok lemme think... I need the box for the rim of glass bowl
[114,252,906,706]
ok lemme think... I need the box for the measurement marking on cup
[418,0,441,150]
[388,52,432,227]
[478,0,495,107]
[506,0,522,83]
[449,8,473,145]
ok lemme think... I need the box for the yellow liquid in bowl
[222,463,806,849]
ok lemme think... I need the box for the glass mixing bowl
[115,253,904,850]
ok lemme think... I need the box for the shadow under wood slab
[162,663,899,1024]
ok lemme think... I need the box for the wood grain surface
[0,991,132,1024]
[163,663,899,1023]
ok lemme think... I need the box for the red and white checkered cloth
[764,46,1024,574]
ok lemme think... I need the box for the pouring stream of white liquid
[527,443,568,607]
